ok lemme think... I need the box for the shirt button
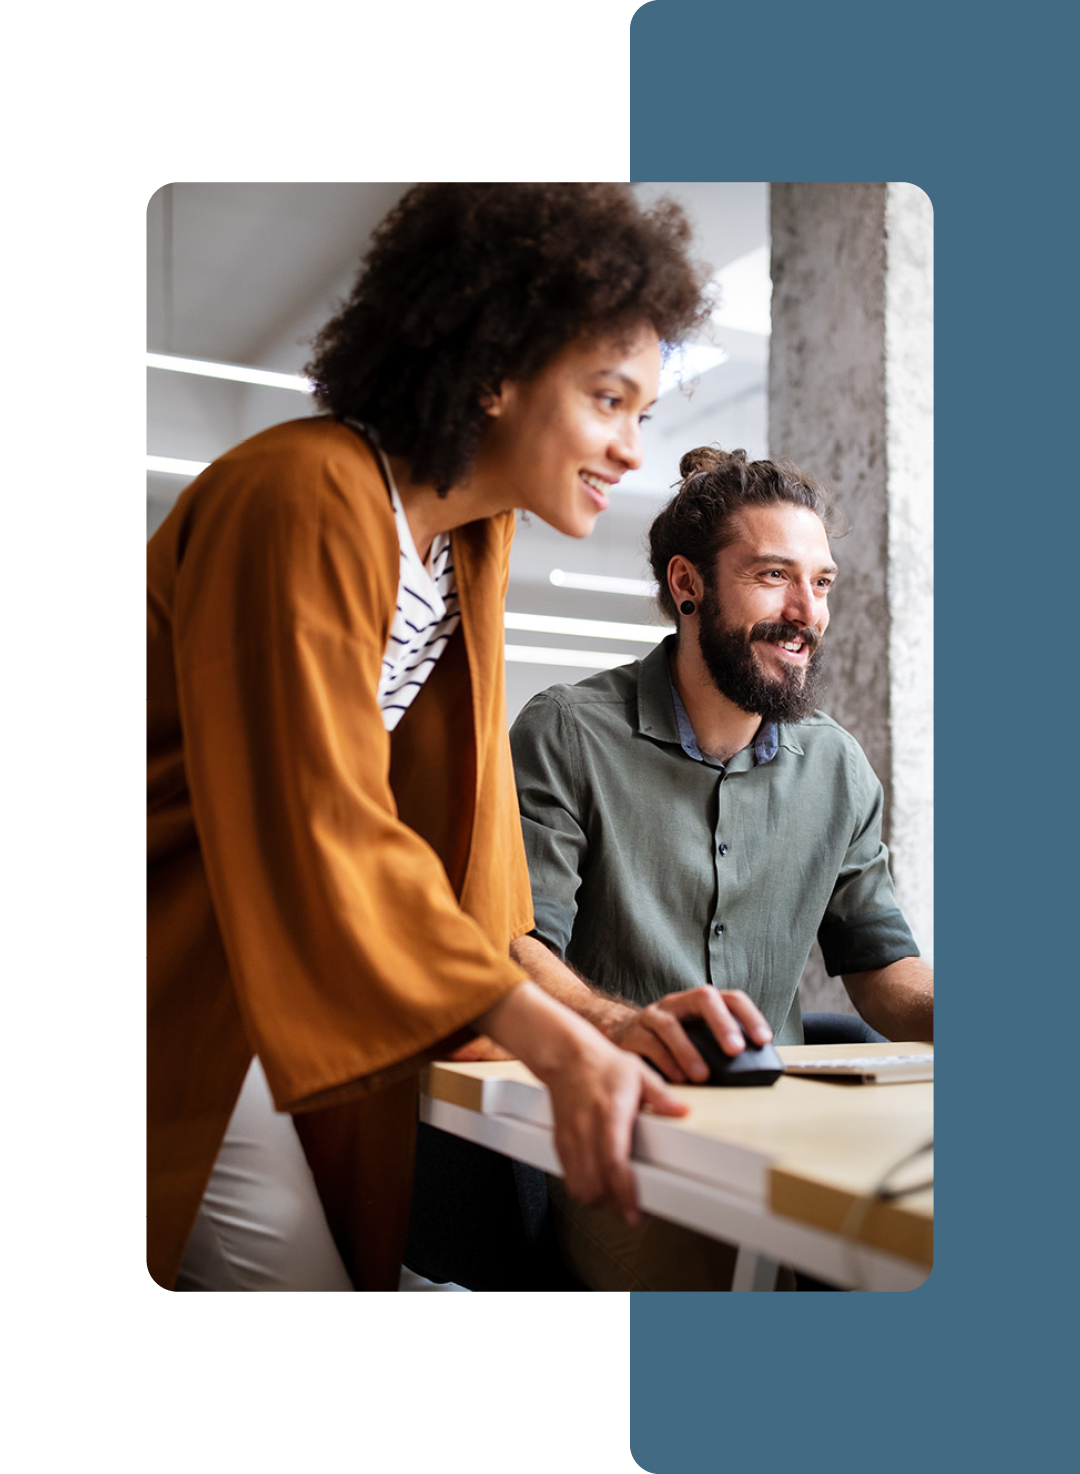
[718,843,728,855]
[714,923,725,936]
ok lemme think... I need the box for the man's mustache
[749,621,823,651]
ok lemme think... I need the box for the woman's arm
[476,981,689,1223]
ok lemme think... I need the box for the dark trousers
[404,1123,584,1289]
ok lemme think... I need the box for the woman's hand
[476,982,689,1223]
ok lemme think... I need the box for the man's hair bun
[677,444,749,482]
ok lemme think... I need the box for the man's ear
[667,554,702,604]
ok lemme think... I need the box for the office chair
[801,1012,888,1045]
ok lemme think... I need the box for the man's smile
[749,622,821,668]
[767,637,810,662]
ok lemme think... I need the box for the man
[508,444,933,1289]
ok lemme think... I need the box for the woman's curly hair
[649,445,836,624]
[305,183,713,493]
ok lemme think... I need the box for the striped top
[358,432,461,733]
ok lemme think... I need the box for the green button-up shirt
[510,638,917,1044]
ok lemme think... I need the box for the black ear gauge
[680,599,696,616]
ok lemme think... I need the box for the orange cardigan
[147,419,533,1288]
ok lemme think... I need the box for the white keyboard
[784,1053,933,1083]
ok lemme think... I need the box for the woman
[147,183,712,1290]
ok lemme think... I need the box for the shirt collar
[636,635,788,766]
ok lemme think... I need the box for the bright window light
[147,352,314,394]
[505,612,666,644]
[505,645,636,669]
[147,454,209,476]
[710,245,773,336]
[658,342,729,396]
[549,569,658,597]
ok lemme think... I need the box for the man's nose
[783,579,818,628]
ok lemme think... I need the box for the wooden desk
[421,1042,933,1291]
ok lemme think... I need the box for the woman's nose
[612,417,643,471]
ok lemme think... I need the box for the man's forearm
[843,956,934,1042]
[511,934,776,1082]
[510,934,639,1040]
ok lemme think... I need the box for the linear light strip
[147,346,735,398]
[504,644,635,669]
[505,611,666,644]
[549,569,658,597]
[148,454,210,476]
[147,352,313,393]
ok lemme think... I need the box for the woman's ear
[479,384,503,417]
[480,380,515,418]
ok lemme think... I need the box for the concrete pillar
[769,182,933,1016]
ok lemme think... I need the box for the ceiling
[147,182,771,719]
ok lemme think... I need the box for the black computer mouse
[676,1017,784,1087]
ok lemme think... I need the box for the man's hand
[476,981,689,1223]
[448,1034,516,1063]
[509,934,773,1084]
[609,986,774,1083]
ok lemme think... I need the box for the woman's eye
[597,393,621,409]
[639,412,653,425]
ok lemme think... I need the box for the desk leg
[731,1249,780,1292]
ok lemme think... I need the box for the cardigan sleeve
[170,428,526,1112]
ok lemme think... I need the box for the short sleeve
[510,691,587,959]
[816,759,920,976]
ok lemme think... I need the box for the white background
[5,3,653,1471]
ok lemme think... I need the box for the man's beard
[697,588,825,724]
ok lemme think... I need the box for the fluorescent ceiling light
[505,612,666,644]
[148,454,209,476]
[505,645,636,670]
[710,244,772,336]
[550,569,658,597]
[147,352,313,394]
